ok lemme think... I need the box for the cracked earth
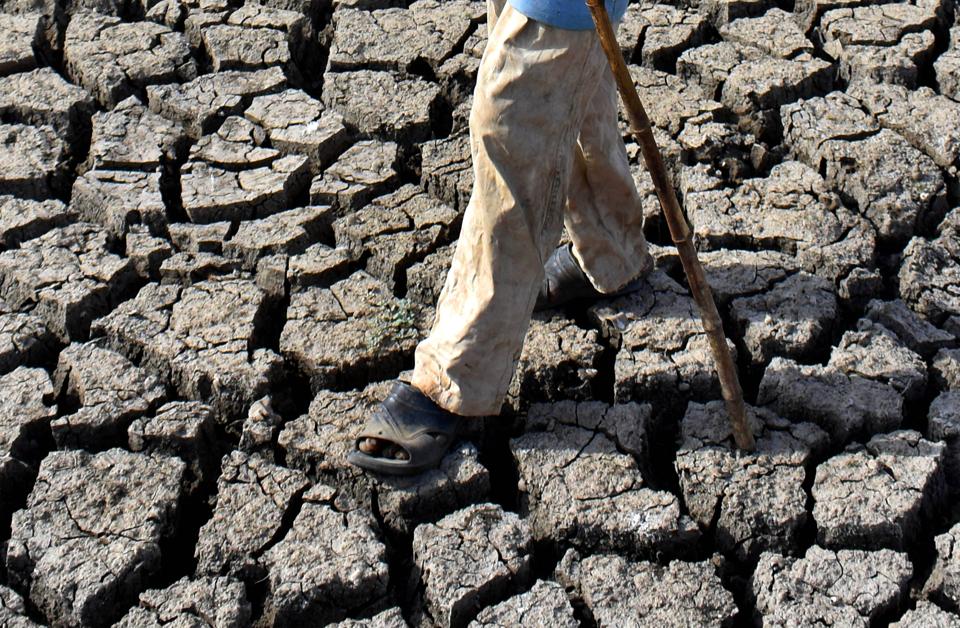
[0,0,959,625]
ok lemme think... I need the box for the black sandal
[347,382,462,476]
[535,243,646,311]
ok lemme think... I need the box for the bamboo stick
[585,0,755,450]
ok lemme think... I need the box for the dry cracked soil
[0,0,959,625]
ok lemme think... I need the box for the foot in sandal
[347,381,462,476]
[535,243,647,311]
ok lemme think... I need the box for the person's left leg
[351,5,611,474]
[409,6,611,419]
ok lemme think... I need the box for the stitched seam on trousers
[539,35,596,259]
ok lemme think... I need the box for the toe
[357,437,382,455]
[381,443,409,460]
[358,438,411,461]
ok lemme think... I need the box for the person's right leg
[536,65,654,311]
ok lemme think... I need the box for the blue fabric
[507,0,629,30]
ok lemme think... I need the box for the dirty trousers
[411,0,653,416]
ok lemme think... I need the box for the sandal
[347,381,462,476]
[535,243,646,311]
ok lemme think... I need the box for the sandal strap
[355,382,460,445]
[383,381,456,429]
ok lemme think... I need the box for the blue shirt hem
[507,0,629,30]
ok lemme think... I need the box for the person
[347,0,654,475]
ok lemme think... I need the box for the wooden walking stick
[585,0,755,451]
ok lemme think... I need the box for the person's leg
[410,4,610,417]
[487,0,507,26]
[563,67,654,294]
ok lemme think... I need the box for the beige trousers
[411,0,653,416]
